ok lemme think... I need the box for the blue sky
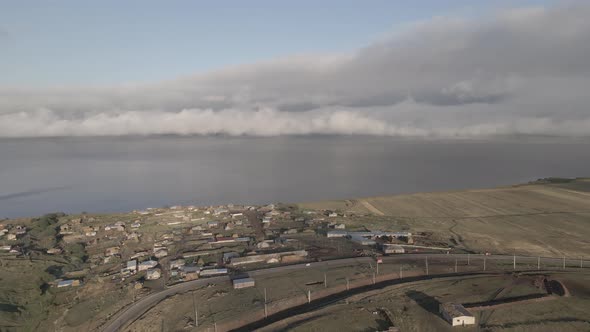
[0,0,552,86]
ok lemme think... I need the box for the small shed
[233,277,255,289]
[439,303,475,326]
[57,279,81,288]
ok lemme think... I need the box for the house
[170,259,186,270]
[138,260,158,271]
[57,279,81,288]
[334,223,346,229]
[213,208,229,215]
[326,230,347,238]
[0,245,11,251]
[328,212,338,217]
[230,250,308,266]
[213,236,236,244]
[105,224,125,232]
[153,248,168,258]
[6,234,17,241]
[207,221,219,228]
[381,244,405,254]
[257,241,270,249]
[47,248,63,255]
[82,226,99,233]
[126,260,138,272]
[59,224,72,233]
[182,266,201,274]
[9,247,21,254]
[131,222,141,228]
[199,268,228,277]
[439,303,475,327]
[146,268,162,280]
[232,277,255,289]
[223,252,240,263]
[351,235,376,246]
[15,225,27,235]
[130,251,150,259]
[262,216,272,224]
[105,247,121,257]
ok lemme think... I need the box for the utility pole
[400,266,403,279]
[264,288,268,318]
[513,254,516,270]
[425,256,429,276]
[483,256,486,271]
[192,291,198,327]
[372,273,376,285]
[537,256,540,271]
[454,259,458,273]
[324,273,327,288]
[308,290,311,304]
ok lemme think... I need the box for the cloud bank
[2,4,590,138]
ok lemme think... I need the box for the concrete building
[233,277,255,289]
[439,303,475,327]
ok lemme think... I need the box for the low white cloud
[1,3,590,138]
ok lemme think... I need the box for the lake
[1,135,589,218]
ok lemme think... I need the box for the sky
[4,0,590,139]
[1,0,552,85]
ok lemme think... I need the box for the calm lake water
[1,136,589,218]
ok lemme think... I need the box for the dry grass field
[260,272,590,332]
[299,179,590,257]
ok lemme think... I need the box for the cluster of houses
[2,202,416,296]
[0,224,27,241]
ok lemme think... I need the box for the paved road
[101,257,371,332]
[101,254,588,332]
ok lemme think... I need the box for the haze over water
[1,136,589,219]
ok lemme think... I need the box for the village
[0,202,425,295]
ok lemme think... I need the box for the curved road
[101,253,587,332]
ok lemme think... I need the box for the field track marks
[359,199,385,216]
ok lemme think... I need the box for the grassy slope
[299,179,590,257]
